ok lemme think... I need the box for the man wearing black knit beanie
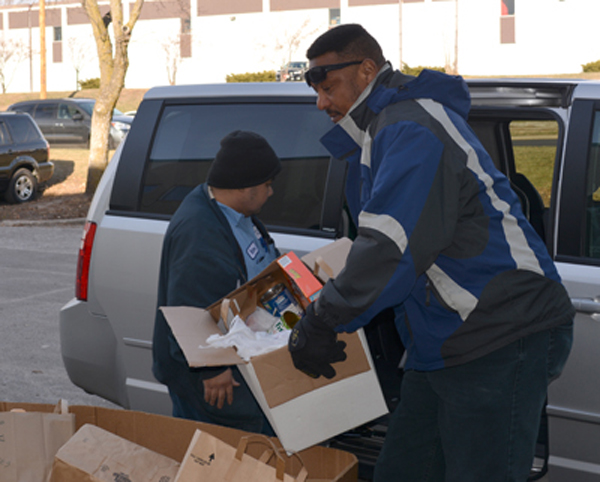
[152,130,281,435]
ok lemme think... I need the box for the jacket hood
[368,67,471,120]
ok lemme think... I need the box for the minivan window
[585,111,600,258]
[8,116,42,143]
[141,102,334,231]
[510,120,558,207]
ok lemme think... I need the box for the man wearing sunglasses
[288,24,574,481]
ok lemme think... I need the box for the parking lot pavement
[0,224,119,408]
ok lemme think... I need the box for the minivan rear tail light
[76,221,97,301]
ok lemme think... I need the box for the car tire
[5,168,37,204]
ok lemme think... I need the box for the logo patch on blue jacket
[247,242,259,260]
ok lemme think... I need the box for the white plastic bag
[204,315,290,361]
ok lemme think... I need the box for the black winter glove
[288,303,347,379]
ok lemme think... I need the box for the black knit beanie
[207,131,281,189]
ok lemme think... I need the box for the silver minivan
[60,80,600,481]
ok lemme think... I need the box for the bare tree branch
[0,37,28,93]
[274,18,318,67]
[67,37,92,90]
[161,33,182,85]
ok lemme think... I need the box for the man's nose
[316,90,329,111]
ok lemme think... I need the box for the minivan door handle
[571,297,600,318]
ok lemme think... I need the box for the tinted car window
[0,121,11,145]
[77,101,95,116]
[585,110,600,258]
[141,102,333,230]
[15,103,35,115]
[34,103,57,120]
[8,116,42,143]
[58,103,81,119]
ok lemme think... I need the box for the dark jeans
[169,366,275,436]
[374,323,573,482]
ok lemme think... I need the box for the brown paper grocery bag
[49,423,180,482]
[0,399,76,482]
[175,430,308,482]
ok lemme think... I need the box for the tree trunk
[83,0,143,195]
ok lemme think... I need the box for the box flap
[161,306,244,366]
[250,331,370,408]
[206,260,283,319]
[301,238,352,282]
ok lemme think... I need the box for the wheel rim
[15,174,33,201]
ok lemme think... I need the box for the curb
[0,217,86,227]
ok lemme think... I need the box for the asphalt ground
[0,223,118,408]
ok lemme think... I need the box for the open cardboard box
[0,402,359,482]
[162,238,388,453]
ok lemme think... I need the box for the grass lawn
[0,147,107,222]
[514,146,555,206]
[47,147,90,196]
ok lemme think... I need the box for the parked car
[276,61,308,82]
[0,112,53,203]
[7,98,132,149]
[60,80,600,481]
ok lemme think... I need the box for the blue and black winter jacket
[315,64,574,371]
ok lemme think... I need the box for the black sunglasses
[304,60,364,87]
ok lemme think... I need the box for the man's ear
[359,58,380,84]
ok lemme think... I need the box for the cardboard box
[0,403,358,482]
[161,238,388,452]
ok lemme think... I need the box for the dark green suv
[0,112,53,203]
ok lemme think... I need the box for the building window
[53,26,62,63]
[180,16,191,59]
[329,8,340,27]
[500,0,515,44]
[501,0,515,15]
[53,41,63,63]
[181,16,191,35]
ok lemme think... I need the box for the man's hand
[202,368,240,409]
[288,303,347,379]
